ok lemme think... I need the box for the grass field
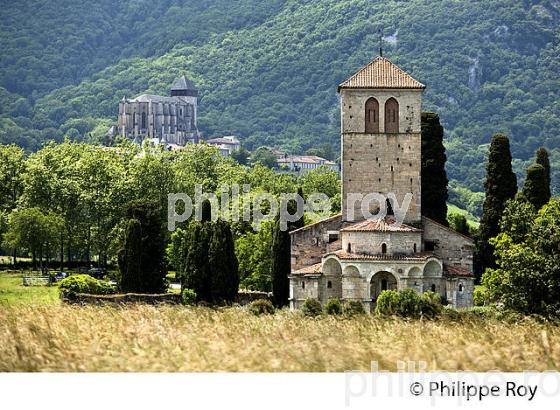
[0,271,59,306]
[0,271,558,372]
[0,304,558,372]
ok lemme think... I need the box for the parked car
[88,268,107,279]
[54,271,69,282]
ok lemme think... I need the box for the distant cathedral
[117,76,200,146]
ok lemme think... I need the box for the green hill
[1,0,559,208]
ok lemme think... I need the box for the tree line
[0,140,340,302]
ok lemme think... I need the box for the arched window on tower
[141,112,146,129]
[384,97,399,133]
[365,97,379,133]
[381,243,387,254]
[386,198,394,216]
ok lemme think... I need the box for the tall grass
[0,305,558,372]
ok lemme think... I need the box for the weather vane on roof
[379,28,383,57]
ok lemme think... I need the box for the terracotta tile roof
[444,265,474,278]
[277,155,336,165]
[338,56,425,90]
[326,249,435,261]
[289,214,343,235]
[341,217,422,233]
[206,137,240,145]
[293,263,322,275]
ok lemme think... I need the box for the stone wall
[290,276,321,309]
[342,231,422,255]
[236,290,272,305]
[339,89,423,134]
[340,88,423,225]
[289,214,343,272]
[445,277,475,308]
[341,132,422,224]
[422,217,474,272]
[63,292,182,305]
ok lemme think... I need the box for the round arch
[384,97,399,133]
[323,258,342,276]
[369,271,398,301]
[408,266,422,277]
[365,97,380,133]
[343,265,361,277]
[423,259,442,277]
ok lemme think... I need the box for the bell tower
[338,57,425,224]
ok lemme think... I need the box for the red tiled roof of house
[338,56,425,90]
[326,249,435,261]
[444,265,474,277]
[293,263,322,275]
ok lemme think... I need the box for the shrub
[59,275,115,297]
[473,285,489,307]
[302,298,322,317]
[249,299,275,316]
[420,291,443,319]
[181,288,197,306]
[376,289,443,319]
[324,298,342,315]
[343,300,366,316]
[375,290,400,316]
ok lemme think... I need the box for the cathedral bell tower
[338,56,425,224]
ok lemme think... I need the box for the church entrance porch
[369,271,398,307]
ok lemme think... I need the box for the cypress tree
[535,147,551,201]
[477,133,517,274]
[118,200,167,293]
[271,194,304,308]
[118,218,143,291]
[448,213,470,236]
[201,198,212,222]
[271,218,291,308]
[421,112,449,225]
[521,164,549,210]
[294,187,305,230]
[208,220,239,304]
[182,221,212,302]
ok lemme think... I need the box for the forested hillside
[1,0,559,204]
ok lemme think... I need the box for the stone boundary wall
[62,290,271,306]
[62,293,182,305]
[237,290,272,305]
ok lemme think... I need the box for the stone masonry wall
[340,89,423,225]
[422,217,474,272]
[342,231,422,256]
[290,215,343,272]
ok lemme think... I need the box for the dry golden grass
[1,305,559,372]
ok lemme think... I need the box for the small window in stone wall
[458,283,464,292]
[302,281,305,289]
[327,281,332,289]
[413,243,417,253]
[431,284,436,292]
[382,243,387,254]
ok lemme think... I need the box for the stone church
[289,57,475,311]
[117,76,200,145]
